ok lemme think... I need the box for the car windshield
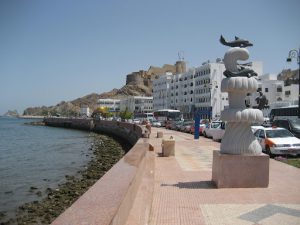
[266,129,294,138]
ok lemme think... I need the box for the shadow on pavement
[161,181,216,189]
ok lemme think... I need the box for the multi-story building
[153,59,264,120]
[248,73,299,117]
[97,99,120,112]
[120,96,153,114]
[193,60,227,119]
[153,72,173,110]
[169,69,196,119]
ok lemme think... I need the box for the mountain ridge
[23,84,152,116]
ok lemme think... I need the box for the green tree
[92,107,112,118]
[119,108,133,120]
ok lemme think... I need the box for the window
[285,90,291,95]
[259,130,265,138]
[265,88,268,92]
[277,87,282,92]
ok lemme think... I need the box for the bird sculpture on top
[220,35,257,78]
[220,35,253,48]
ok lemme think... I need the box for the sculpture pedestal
[212,151,269,188]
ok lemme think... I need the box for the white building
[248,73,299,117]
[97,99,120,112]
[153,59,264,120]
[193,60,228,119]
[80,105,90,117]
[169,69,196,118]
[120,96,153,114]
[153,72,173,110]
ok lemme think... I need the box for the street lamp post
[286,48,300,118]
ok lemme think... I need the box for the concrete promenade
[143,127,300,225]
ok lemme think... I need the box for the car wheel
[203,131,207,137]
[266,146,274,158]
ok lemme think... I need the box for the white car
[133,118,141,124]
[211,122,226,142]
[151,120,162,127]
[203,121,222,138]
[253,127,300,157]
[251,125,265,133]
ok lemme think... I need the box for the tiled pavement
[148,127,300,225]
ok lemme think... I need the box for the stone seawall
[43,118,143,145]
[44,117,94,131]
[43,117,154,225]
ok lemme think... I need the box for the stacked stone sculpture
[212,36,269,188]
[219,36,264,155]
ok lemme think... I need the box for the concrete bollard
[162,136,175,156]
[157,131,163,138]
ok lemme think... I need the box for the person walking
[145,121,151,138]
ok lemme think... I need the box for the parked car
[203,121,222,138]
[133,118,141,124]
[174,120,184,131]
[167,120,178,130]
[253,127,300,157]
[251,124,265,133]
[151,119,162,127]
[272,118,300,139]
[211,122,226,142]
[180,120,194,133]
[190,123,207,135]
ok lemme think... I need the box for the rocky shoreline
[0,133,132,225]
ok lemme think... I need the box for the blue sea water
[0,117,93,219]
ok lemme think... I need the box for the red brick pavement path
[147,127,300,225]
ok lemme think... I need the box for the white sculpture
[220,47,264,155]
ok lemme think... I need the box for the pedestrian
[145,122,151,138]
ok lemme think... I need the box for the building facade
[248,73,299,117]
[153,59,264,120]
[97,99,121,112]
[153,73,173,110]
[79,105,90,117]
[120,96,153,114]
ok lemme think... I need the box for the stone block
[157,131,163,138]
[162,138,175,157]
[212,150,269,188]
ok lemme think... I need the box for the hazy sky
[0,0,299,115]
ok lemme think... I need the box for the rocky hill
[3,110,19,117]
[278,69,299,83]
[23,84,152,116]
